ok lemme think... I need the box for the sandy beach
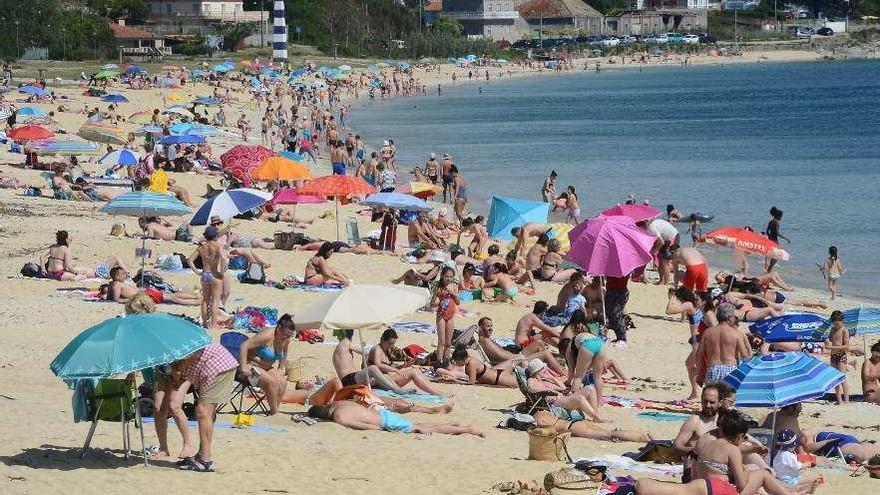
[0,51,878,495]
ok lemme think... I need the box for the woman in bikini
[823,246,844,300]
[565,185,581,224]
[439,344,517,388]
[238,313,297,414]
[562,310,607,407]
[533,239,578,283]
[304,242,351,286]
[366,328,444,396]
[485,262,519,303]
[430,267,460,364]
[667,287,717,401]
[40,230,96,281]
[451,164,467,222]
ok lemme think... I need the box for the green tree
[432,16,462,37]
[0,0,116,60]
[213,21,261,51]
[86,0,149,20]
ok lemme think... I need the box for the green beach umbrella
[94,70,119,79]
[49,313,212,380]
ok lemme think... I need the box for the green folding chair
[81,377,149,465]
[512,366,555,415]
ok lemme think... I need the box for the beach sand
[0,55,877,494]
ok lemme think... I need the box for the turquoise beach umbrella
[49,313,212,380]
[487,196,550,241]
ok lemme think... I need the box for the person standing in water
[823,246,845,300]
[541,170,558,203]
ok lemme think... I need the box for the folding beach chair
[512,366,555,415]
[216,332,270,416]
[81,376,148,465]
[346,217,360,245]
[453,324,490,363]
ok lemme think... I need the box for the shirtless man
[672,245,710,292]
[459,216,488,256]
[511,222,555,257]
[524,234,549,271]
[476,317,565,375]
[138,217,177,241]
[329,139,347,175]
[481,244,505,274]
[515,302,561,347]
[408,214,439,249]
[366,329,444,396]
[699,304,750,386]
[308,400,483,437]
[674,384,723,482]
[188,226,227,329]
[862,341,880,403]
[505,251,535,288]
[332,329,416,395]
[104,267,201,306]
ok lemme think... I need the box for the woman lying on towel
[436,344,517,388]
[636,409,808,495]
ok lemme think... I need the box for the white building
[144,1,262,21]
[631,0,710,9]
[442,0,521,41]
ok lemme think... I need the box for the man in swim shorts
[673,246,710,292]
[330,140,347,175]
[307,400,483,436]
[103,266,201,306]
[699,304,750,386]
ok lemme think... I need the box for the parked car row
[786,25,833,38]
[511,33,716,50]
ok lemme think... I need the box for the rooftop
[518,0,603,19]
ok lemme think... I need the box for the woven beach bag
[528,425,571,462]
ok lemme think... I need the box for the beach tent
[486,196,549,241]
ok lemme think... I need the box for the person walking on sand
[188,226,227,329]
[541,170,558,202]
[565,185,581,224]
[765,206,789,272]
[699,304,750,387]
[823,246,844,299]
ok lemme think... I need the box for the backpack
[20,262,43,278]
[240,262,265,284]
[274,231,302,250]
[133,269,178,293]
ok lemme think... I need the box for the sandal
[175,456,193,467]
[179,456,214,472]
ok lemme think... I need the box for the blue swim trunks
[379,408,414,433]
[332,163,346,175]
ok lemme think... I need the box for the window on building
[192,3,199,13]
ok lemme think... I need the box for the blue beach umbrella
[16,107,47,117]
[125,66,146,75]
[749,314,829,343]
[19,86,49,96]
[169,123,220,137]
[190,188,273,226]
[278,150,305,162]
[822,307,880,337]
[361,192,432,212]
[212,64,231,72]
[190,69,209,77]
[102,94,129,103]
[97,148,141,166]
[487,196,550,241]
[50,313,211,380]
[723,352,845,408]
[161,134,205,145]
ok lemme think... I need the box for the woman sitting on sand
[238,314,296,415]
[304,242,351,286]
[437,344,518,388]
[40,230,100,281]
[532,239,578,283]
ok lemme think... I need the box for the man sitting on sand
[476,317,563,374]
[332,329,431,395]
[102,267,201,306]
[366,328,445,396]
[307,400,484,436]
[673,384,724,482]
[514,302,561,348]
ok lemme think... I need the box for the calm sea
[352,60,880,300]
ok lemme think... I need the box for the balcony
[146,11,265,22]
[443,11,519,20]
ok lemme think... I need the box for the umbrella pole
[140,223,147,288]
[135,373,149,467]
[769,405,778,467]
[335,198,340,241]
[357,329,372,392]
[601,276,608,333]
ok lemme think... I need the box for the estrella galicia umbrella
[487,196,550,241]
[749,314,829,343]
[190,188,272,226]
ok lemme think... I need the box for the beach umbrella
[124,66,146,76]
[749,314,829,343]
[221,145,277,187]
[33,139,99,156]
[251,156,313,182]
[566,215,655,277]
[100,191,191,277]
[8,125,54,141]
[395,181,441,200]
[101,63,119,70]
[94,70,118,79]
[97,149,141,166]
[192,96,219,106]
[77,124,127,145]
[190,188,273,226]
[296,285,430,332]
[163,107,194,119]
[211,64,231,72]
[132,125,163,135]
[166,92,188,102]
[169,123,220,137]
[160,134,205,145]
[487,196,550,241]
[361,192,432,212]
[704,226,790,261]
[337,65,352,72]
[270,188,326,205]
[16,107,47,118]
[299,175,377,240]
[127,110,154,124]
[278,150,306,162]
[822,307,880,337]
[601,204,661,223]
[19,86,49,97]
[101,94,129,103]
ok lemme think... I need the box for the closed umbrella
[8,125,54,141]
[705,227,790,261]
[361,192,432,212]
[298,175,377,239]
[749,314,829,343]
[487,196,550,241]
[160,134,205,145]
[97,149,141,166]
[296,285,429,332]
[251,156,313,181]
[601,204,661,223]
[190,188,272,226]
[100,191,191,277]
[102,94,129,103]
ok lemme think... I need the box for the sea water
[353,60,880,300]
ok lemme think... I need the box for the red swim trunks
[705,478,737,495]
[683,263,708,292]
[144,288,165,304]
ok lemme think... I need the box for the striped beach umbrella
[127,110,154,124]
[97,149,141,166]
[33,139,99,156]
[828,307,880,337]
[190,188,273,226]
[723,352,845,408]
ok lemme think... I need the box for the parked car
[644,34,659,43]
[683,34,700,45]
[816,27,834,36]
[795,27,814,38]
[620,35,637,44]
[587,35,603,46]
[666,33,684,43]
[698,32,716,44]
[656,34,669,44]
[601,36,621,47]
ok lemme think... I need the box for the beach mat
[374,389,445,404]
[637,411,690,422]
[391,321,436,334]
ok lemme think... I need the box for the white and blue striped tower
[272,0,288,63]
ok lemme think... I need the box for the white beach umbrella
[295,285,429,332]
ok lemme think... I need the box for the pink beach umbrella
[565,215,656,278]
[271,188,326,205]
[600,204,661,223]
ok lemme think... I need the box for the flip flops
[179,456,214,472]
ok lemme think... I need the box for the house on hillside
[604,9,708,35]
[109,19,168,59]
[630,0,710,9]
[142,0,268,43]
[442,0,521,40]
[517,0,604,35]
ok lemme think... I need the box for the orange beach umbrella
[251,156,313,181]
[704,227,790,261]
[298,175,377,240]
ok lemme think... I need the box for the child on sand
[431,266,459,365]
[771,429,822,492]
[823,246,844,299]
[824,310,851,404]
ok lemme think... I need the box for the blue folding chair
[216,332,270,415]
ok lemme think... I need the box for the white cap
[383,140,389,146]
[429,152,436,159]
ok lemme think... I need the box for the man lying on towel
[307,400,483,436]
[101,266,201,306]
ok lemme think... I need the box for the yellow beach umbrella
[166,93,188,102]
[251,156,313,181]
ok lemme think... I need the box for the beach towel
[143,417,287,433]
[373,389,445,404]
[232,306,279,331]
[55,289,105,301]
[391,321,436,334]
[573,455,683,477]
[265,276,344,292]
[637,411,690,422]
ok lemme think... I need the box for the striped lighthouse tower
[272,0,288,63]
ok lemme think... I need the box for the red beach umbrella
[704,227,790,261]
[8,125,54,141]
[298,175,377,240]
